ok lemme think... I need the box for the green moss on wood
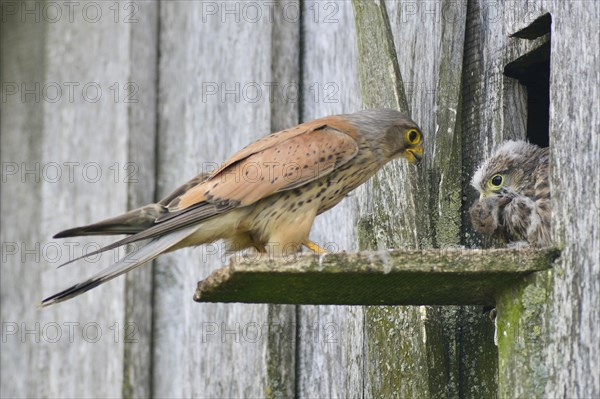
[265,304,295,399]
[364,306,431,397]
[496,270,554,398]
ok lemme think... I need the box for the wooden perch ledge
[194,248,560,306]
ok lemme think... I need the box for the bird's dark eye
[488,174,504,188]
[406,129,420,145]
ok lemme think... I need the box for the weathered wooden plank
[1,1,137,398]
[547,31,600,383]
[388,0,499,396]
[297,1,365,397]
[122,3,159,398]
[38,2,132,396]
[352,0,491,397]
[460,0,512,246]
[153,2,283,397]
[0,3,46,397]
[194,249,559,305]
[352,0,407,113]
[265,2,300,397]
[352,0,438,396]
[496,270,554,398]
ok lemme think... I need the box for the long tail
[40,225,197,307]
[53,173,211,238]
[53,204,165,238]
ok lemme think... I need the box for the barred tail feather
[53,205,164,238]
[40,225,197,307]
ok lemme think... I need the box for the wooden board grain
[1,4,47,397]
[122,3,159,398]
[545,3,599,395]
[1,1,139,397]
[352,0,497,397]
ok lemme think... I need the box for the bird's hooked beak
[479,189,512,205]
[405,145,423,164]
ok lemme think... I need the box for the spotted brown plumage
[469,140,551,247]
[41,108,423,306]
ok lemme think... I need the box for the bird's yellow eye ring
[406,129,420,145]
[488,174,504,189]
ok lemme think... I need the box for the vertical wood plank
[297,1,364,397]
[154,2,299,396]
[353,1,497,397]
[389,1,498,397]
[1,1,139,397]
[123,2,159,398]
[351,1,430,396]
[38,2,132,396]
[0,2,46,397]
[461,0,508,247]
[266,1,300,397]
[2,1,597,397]
[545,3,599,393]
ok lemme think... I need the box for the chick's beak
[405,145,423,164]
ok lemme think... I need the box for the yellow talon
[303,240,328,254]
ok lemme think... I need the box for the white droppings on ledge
[317,253,327,271]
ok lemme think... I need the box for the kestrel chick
[42,108,423,306]
[469,140,551,247]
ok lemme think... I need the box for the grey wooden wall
[1,1,598,398]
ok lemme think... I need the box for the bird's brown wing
[164,118,360,212]
[158,173,211,206]
[174,129,358,209]
[209,120,328,176]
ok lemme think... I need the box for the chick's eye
[489,174,504,188]
[406,129,420,144]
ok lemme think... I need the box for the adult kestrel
[469,140,551,247]
[42,108,423,306]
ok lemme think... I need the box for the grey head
[345,108,424,164]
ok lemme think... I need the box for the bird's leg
[303,240,328,254]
